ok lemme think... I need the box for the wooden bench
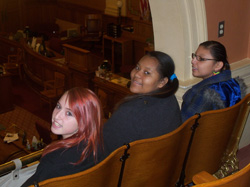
[20,93,250,187]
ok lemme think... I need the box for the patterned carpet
[0,105,51,164]
[0,105,51,142]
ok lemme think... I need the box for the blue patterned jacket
[181,70,242,122]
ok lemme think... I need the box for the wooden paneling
[22,0,57,31]
[22,40,71,91]
[63,44,102,73]
[103,35,133,73]
[0,36,20,63]
[93,76,131,117]
[56,1,104,25]
[0,73,14,114]
[58,0,105,12]
[0,0,21,33]
[70,69,94,89]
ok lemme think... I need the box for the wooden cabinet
[93,75,132,118]
[103,35,133,73]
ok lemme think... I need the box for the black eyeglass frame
[191,53,218,62]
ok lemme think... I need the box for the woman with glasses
[181,40,246,122]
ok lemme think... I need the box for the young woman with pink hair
[22,87,103,186]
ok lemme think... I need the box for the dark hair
[114,51,179,110]
[199,40,230,71]
[42,87,103,165]
[146,51,179,97]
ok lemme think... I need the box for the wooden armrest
[192,171,218,185]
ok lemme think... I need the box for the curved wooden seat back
[96,113,211,187]
[31,93,250,187]
[182,93,250,184]
[31,116,199,187]
[118,116,200,187]
[194,163,250,187]
[34,145,127,187]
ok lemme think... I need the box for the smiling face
[51,93,79,139]
[130,55,168,94]
[192,46,223,79]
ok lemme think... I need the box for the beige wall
[205,0,250,63]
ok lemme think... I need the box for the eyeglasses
[191,53,217,62]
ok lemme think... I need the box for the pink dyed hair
[42,87,103,164]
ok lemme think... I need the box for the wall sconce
[117,0,123,25]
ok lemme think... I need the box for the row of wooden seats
[26,93,250,187]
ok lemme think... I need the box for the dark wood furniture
[93,74,131,117]
[40,72,66,111]
[3,48,23,80]
[82,14,103,43]
[63,44,102,89]
[0,72,14,114]
[0,35,131,119]
[22,40,71,91]
[103,35,133,73]
[0,36,21,63]
[32,94,250,187]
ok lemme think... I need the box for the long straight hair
[42,87,103,165]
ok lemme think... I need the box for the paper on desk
[3,133,19,143]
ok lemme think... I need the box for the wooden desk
[0,72,14,114]
[93,75,132,117]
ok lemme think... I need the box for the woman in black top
[22,87,103,186]
[103,51,182,157]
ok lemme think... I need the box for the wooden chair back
[30,116,199,187]
[31,145,127,187]
[40,72,65,111]
[83,14,102,41]
[193,163,250,187]
[4,48,23,79]
[117,121,196,187]
[29,93,250,187]
[180,93,250,184]
[7,48,22,64]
